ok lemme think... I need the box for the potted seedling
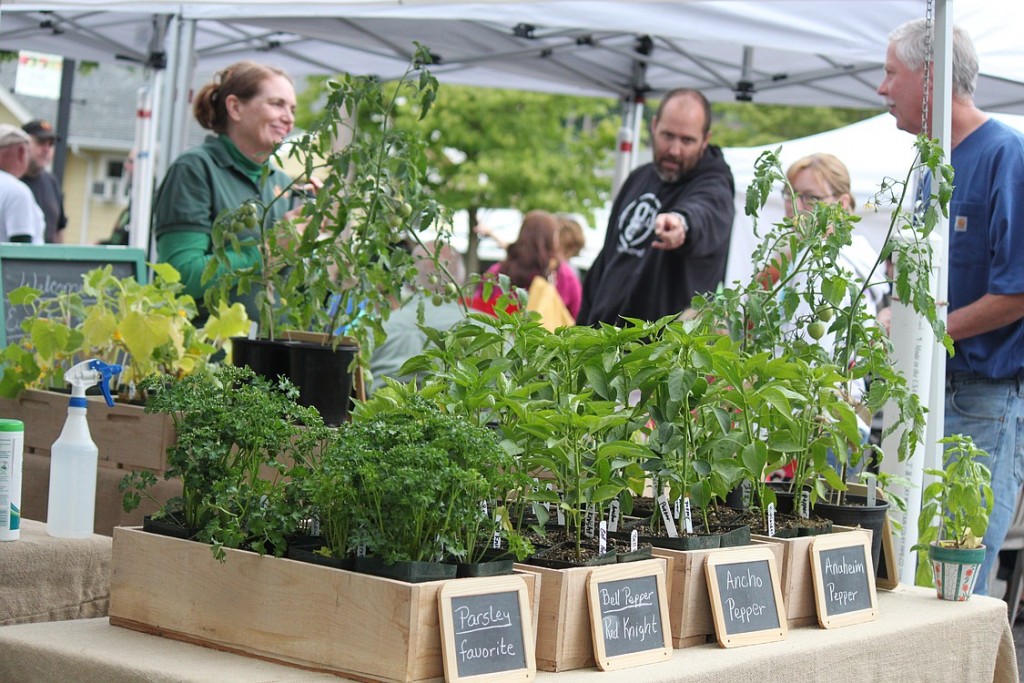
[120,364,331,561]
[300,390,530,582]
[0,263,250,475]
[0,262,248,401]
[912,434,993,601]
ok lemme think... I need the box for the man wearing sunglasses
[20,119,68,244]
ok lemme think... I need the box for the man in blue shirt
[879,19,1024,595]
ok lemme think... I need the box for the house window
[91,155,130,202]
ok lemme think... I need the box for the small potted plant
[912,434,993,601]
[121,364,332,561]
[300,388,531,582]
[0,262,249,401]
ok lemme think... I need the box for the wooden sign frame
[809,531,878,629]
[704,546,788,648]
[585,561,672,671]
[845,481,899,590]
[438,575,536,683]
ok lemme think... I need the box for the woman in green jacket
[153,61,302,320]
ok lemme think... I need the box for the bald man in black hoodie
[578,89,735,326]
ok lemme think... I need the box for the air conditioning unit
[90,179,115,202]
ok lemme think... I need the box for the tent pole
[168,17,196,175]
[128,15,168,257]
[156,14,180,183]
[881,0,954,587]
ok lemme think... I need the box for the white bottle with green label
[0,418,24,542]
[47,359,122,539]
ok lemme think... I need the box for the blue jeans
[945,373,1024,596]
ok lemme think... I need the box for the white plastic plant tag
[865,473,877,506]
[585,505,596,538]
[767,502,776,538]
[492,513,503,549]
[356,543,366,557]
[630,529,638,552]
[599,521,607,555]
[674,496,682,520]
[657,494,679,538]
[310,514,321,537]
[742,479,752,508]
[607,499,621,532]
[545,482,555,514]
[556,500,565,526]
[799,490,810,519]
[683,497,694,534]
[480,500,488,516]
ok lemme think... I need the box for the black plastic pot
[352,556,457,583]
[456,558,516,577]
[287,341,358,426]
[231,337,292,381]
[287,545,355,571]
[616,546,653,563]
[142,515,198,541]
[813,495,890,573]
[716,523,752,548]
[648,531,722,551]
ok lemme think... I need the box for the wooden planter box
[513,557,666,672]
[752,526,869,627]
[0,389,175,472]
[652,541,784,648]
[109,527,539,683]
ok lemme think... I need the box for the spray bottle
[47,359,122,539]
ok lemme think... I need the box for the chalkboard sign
[809,531,878,628]
[438,575,535,682]
[0,244,147,345]
[585,561,671,671]
[705,547,788,647]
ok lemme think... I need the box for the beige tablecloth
[0,585,1016,682]
[0,519,111,625]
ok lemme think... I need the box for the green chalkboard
[705,547,788,648]
[810,530,878,628]
[0,244,147,346]
[438,575,536,682]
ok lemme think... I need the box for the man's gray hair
[889,18,979,99]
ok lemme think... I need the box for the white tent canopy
[3,1,1024,110]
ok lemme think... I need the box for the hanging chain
[921,0,934,136]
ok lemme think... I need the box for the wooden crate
[752,526,869,628]
[0,389,175,472]
[109,527,538,683]
[513,558,666,672]
[652,542,785,648]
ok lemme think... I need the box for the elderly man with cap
[0,124,46,244]
[20,119,68,244]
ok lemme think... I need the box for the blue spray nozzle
[64,359,123,407]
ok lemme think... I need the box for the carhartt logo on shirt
[954,215,968,232]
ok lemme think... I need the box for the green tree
[709,102,881,147]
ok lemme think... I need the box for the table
[0,585,1015,682]
[0,519,111,625]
